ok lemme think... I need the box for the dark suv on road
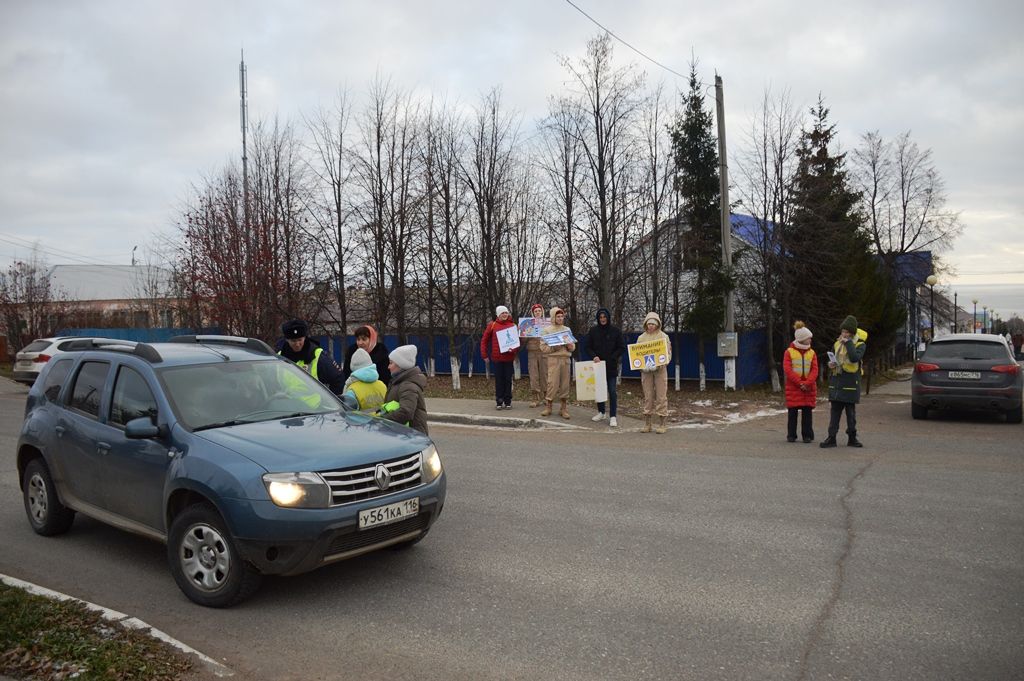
[17,336,446,607]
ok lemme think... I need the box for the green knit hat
[841,315,858,334]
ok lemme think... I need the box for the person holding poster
[582,307,625,427]
[481,305,519,409]
[540,306,575,419]
[637,311,672,433]
[523,303,548,406]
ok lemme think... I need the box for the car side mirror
[125,417,163,439]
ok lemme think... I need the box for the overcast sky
[1,0,1022,316]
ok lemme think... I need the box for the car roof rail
[64,338,163,363]
[169,334,275,356]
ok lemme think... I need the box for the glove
[378,400,400,415]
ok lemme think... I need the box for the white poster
[574,360,608,402]
[497,325,520,354]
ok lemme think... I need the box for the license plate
[16,360,31,368]
[358,497,419,529]
[948,371,981,380]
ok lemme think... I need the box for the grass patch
[0,582,193,681]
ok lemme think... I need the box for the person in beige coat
[637,311,672,433]
[524,303,548,407]
[540,306,575,419]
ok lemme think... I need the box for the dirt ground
[424,373,788,427]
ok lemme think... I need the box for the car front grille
[324,513,430,558]
[320,452,423,506]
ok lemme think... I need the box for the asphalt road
[1,378,1022,681]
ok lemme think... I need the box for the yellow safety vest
[278,347,323,408]
[833,335,866,374]
[348,380,386,411]
[787,347,814,378]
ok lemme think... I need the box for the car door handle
[55,426,66,437]
[96,442,111,453]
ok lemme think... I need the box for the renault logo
[374,464,391,491]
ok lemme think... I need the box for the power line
[0,233,129,268]
[561,0,688,80]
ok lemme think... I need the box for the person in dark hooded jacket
[379,344,429,435]
[581,307,625,427]
[276,319,345,394]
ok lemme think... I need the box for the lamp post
[953,291,958,332]
[983,306,988,334]
[926,274,937,341]
[973,299,978,334]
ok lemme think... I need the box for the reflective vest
[786,347,814,378]
[833,335,866,374]
[348,380,386,412]
[278,347,323,408]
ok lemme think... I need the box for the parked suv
[17,336,446,607]
[911,333,1022,423]
[13,336,108,385]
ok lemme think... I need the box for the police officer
[277,319,345,395]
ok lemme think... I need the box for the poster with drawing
[496,325,520,353]
[574,360,608,402]
[541,330,577,347]
[518,317,545,338]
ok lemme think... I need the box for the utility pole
[715,74,736,389]
[239,51,249,235]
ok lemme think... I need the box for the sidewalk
[427,397,641,431]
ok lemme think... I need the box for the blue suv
[17,336,446,607]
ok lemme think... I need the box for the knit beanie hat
[495,305,510,318]
[841,315,858,334]
[530,303,544,314]
[350,348,373,371]
[793,325,812,349]
[389,344,417,370]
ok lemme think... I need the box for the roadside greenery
[0,583,192,681]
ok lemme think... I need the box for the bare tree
[852,130,963,274]
[0,248,74,350]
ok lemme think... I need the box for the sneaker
[786,436,797,443]
[496,404,503,411]
[591,412,607,422]
[609,417,618,427]
[505,404,512,410]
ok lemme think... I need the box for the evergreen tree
[787,97,903,354]
[669,63,732,367]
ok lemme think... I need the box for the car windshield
[159,360,342,431]
[923,341,1009,361]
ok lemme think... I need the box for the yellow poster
[628,338,669,370]
[574,360,608,402]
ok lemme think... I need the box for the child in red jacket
[783,321,819,443]
[481,305,520,409]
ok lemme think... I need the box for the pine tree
[787,97,903,353]
[669,63,732,369]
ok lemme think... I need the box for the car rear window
[42,359,74,402]
[21,340,51,353]
[923,341,1010,361]
[69,361,111,418]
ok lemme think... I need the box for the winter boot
[530,391,541,408]
[541,401,552,417]
[819,436,837,448]
[560,400,571,419]
[654,416,667,434]
[641,415,653,433]
[847,436,863,448]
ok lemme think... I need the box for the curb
[0,574,234,678]
[428,411,587,430]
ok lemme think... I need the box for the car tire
[167,504,262,608]
[22,458,75,536]
[1008,405,1023,425]
[911,402,928,420]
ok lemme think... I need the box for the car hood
[194,411,431,473]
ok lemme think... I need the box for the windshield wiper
[192,419,252,432]
[193,411,323,431]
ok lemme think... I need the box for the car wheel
[167,504,262,608]
[22,458,75,536]
[1007,405,1023,425]
[911,402,928,420]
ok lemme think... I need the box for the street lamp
[973,299,978,334]
[983,306,988,334]
[926,274,937,340]
[953,291,958,333]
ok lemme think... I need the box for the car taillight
[915,362,939,373]
[992,364,1019,375]
[33,354,52,364]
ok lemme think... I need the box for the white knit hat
[794,327,813,343]
[389,344,417,370]
[351,348,373,371]
[495,305,510,317]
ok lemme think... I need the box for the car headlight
[263,472,331,508]
[421,445,443,484]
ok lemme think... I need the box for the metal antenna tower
[239,51,249,232]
